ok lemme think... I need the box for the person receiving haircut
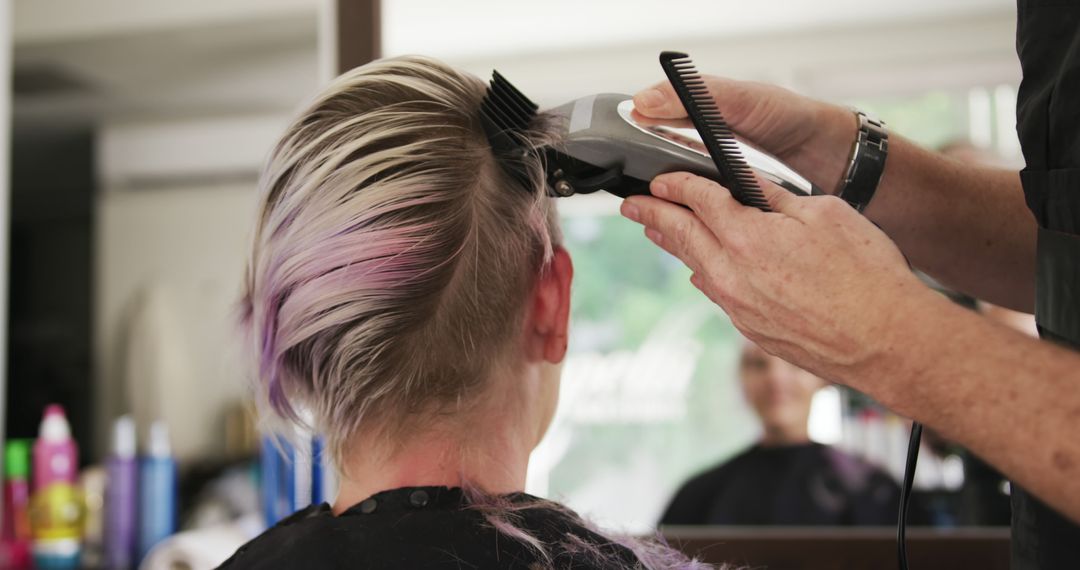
[224,56,712,569]
[660,340,900,527]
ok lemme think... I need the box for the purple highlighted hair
[241,56,561,464]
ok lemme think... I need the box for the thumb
[632,81,687,119]
[635,76,757,134]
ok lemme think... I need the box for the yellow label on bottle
[29,484,84,541]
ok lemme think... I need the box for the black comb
[659,51,771,211]
[479,70,538,186]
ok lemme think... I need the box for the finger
[632,81,687,119]
[700,76,758,134]
[620,196,725,274]
[650,172,747,230]
[634,76,754,128]
[755,175,801,214]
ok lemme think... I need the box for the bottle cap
[147,421,171,458]
[111,415,136,459]
[38,404,72,442]
[4,439,31,479]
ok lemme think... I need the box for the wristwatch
[837,110,889,212]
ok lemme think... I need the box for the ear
[525,246,573,364]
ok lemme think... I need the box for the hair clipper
[543,94,821,199]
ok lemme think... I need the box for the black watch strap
[837,111,888,212]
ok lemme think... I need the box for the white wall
[433,8,1020,107]
[94,116,288,460]
[384,0,1015,61]
[96,182,259,461]
[13,0,316,43]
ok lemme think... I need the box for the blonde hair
[241,56,561,467]
[240,55,721,570]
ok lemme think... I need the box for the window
[527,210,755,531]
[849,85,1021,162]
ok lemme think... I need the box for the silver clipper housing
[545,93,820,199]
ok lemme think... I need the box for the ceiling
[13,5,319,128]
[383,0,1016,59]
[13,0,1017,129]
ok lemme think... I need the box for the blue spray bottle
[137,421,176,562]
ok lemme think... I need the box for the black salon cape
[1013,1,1080,568]
[217,486,643,569]
[659,443,900,526]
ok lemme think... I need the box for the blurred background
[2,0,1024,567]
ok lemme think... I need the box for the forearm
[860,137,1036,311]
[857,293,1080,523]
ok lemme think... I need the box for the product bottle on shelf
[138,421,177,562]
[78,467,107,570]
[105,415,138,569]
[29,405,83,569]
[2,439,33,569]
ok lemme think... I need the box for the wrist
[810,104,860,195]
[836,111,889,211]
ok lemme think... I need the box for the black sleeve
[849,469,903,526]
[659,484,699,526]
[658,468,722,526]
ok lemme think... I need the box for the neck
[759,422,811,447]
[333,410,534,515]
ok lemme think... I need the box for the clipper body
[545,94,820,199]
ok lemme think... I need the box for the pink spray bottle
[29,404,83,569]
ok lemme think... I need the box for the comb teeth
[659,51,771,212]
[480,70,539,147]
[479,70,540,188]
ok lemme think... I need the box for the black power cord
[897,421,923,570]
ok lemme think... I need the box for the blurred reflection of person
[659,340,900,526]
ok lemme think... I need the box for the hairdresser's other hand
[633,77,854,193]
[620,173,937,396]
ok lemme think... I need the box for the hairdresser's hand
[619,173,939,392]
[633,77,855,194]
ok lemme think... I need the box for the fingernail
[621,201,641,222]
[650,181,669,197]
[636,88,665,108]
[645,228,664,245]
